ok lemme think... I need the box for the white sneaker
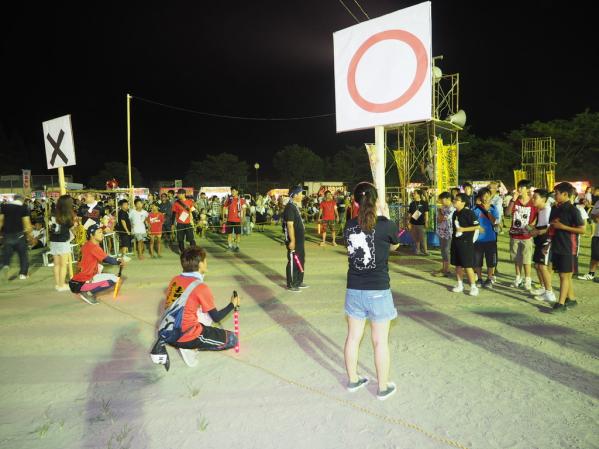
[179,348,199,367]
[491,276,497,284]
[55,285,70,292]
[122,255,132,262]
[543,291,557,303]
[19,274,28,280]
[524,279,532,291]
[530,288,546,296]
[469,286,479,296]
[452,284,464,293]
[511,278,522,288]
[577,273,595,281]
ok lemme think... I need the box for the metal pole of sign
[127,94,134,200]
[374,125,386,204]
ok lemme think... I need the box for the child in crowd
[116,199,132,262]
[148,203,165,258]
[129,198,148,260]
[450,193,481,296]
[197,208,208,238]
[530,189,555,302]
[473,188,500,288]
[547,182,585,312]
[69,224,124,305]
[578,198,599,281]
[508,180,537,290]
[433,192,454,277]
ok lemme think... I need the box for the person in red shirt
[171,189,196,254]
[318,190,339,246]
[69,224,124,305]
[508,180,538,290]
[163,247,240,364]
[148,203,165,258]
[222,187,246,252]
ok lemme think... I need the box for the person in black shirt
[463,182,476,209]
[78,192,104,225]
[343,182,400,401]
[0,194,33,280]
[547,182,585,312]
[450,193,481,296]
[408,189,429,255]
[283,186,306,292]
[116,199,132,261]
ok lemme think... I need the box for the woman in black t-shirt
[343,182,400,401]
[49,195,75,292]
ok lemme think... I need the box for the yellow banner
[393,149,406,187]
[435,138,458,193]
[364,144,378,185]
[513,169,527,189]
[545,170,555,190]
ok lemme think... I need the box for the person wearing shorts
[450,193,480,296]
[318,190,339,246]
[473,188,499,289]
[343,182,400,401]
[548,183,585,312]
[223,187,245,252]
[116,199,132,261]
[529,189,555,302]
[508,180,538,290]
[48,194,75,292]
[129,198,148,260]
[578,199,599,282]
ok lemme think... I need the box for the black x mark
[47,130,68,166]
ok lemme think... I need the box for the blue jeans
[2,233,29,275]
[345,289,397,322]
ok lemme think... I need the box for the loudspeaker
[432,66,443,83]
[447,109,466,128]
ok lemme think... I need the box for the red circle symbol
[347,29,429,113]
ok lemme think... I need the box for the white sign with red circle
[333,2,432,132]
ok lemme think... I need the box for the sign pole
[57,166,66,195]
[375,125,386,203]
[127,94,133,200]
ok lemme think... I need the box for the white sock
[525,277,532,284]
[457,280,463,287]
[515,276,521,283]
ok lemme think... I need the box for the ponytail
[354,182,378,232]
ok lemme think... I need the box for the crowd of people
[1,179,598,399]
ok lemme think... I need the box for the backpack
[150,278,203,371]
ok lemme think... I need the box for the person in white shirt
[578,199,599,281]
[129,198,149,260]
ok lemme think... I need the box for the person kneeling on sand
[69,224,124,305]
[151,247,240,369]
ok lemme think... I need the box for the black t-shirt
[549,202,584,255]
[0,203,29,234]
[283,202,304,246]
[117,209,132,233]
[408,200,429,225]
[49,217,72,242]
[344,217,400,290]
[452,208,479,241]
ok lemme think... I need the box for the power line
[132,95,335,121]
[337,0,360,23]
[352,0,370,19]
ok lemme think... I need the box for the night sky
[2,1,597,183]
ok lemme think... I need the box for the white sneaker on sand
[530,288,546,296]
[511,278,522,288]
[524,279,532,291]
[577,273,595,281]
[469,286,479,296]
[452,284,464,293]
[543,291,557,303]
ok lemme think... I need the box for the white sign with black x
[42,114,76,169]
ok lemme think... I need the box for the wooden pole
[375,125,386,203]
[127,94,133,200]
[57,166,66,195]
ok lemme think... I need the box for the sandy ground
[0,226,598,449]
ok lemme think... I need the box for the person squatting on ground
[69,224,124,305]
[0,194,32,280]
[129,198,148,260]
[172,188,196,254]
[223,187,245,252]
[472,188,500,288]
[547,182,586,312]
[49,195,75,291]
[578,198,599,281]
[151,247,240,369]
[433,192,455,277]
[343,182,400,401]
[529,189,556,302]
[284,186,307,292]
[408,189,429,256]
[450,193,481,296]
[508,179,538,291]
[318,190,339,246]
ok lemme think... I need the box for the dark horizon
[2,1,597,183]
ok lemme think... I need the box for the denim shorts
[345,289,397,322]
